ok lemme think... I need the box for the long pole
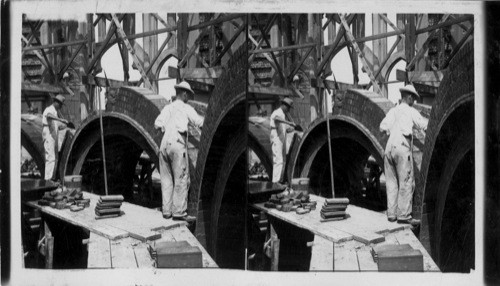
[324,85,335,198]
[98,88,109,195]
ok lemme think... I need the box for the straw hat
[54,94,66,105]
[399,84,420,98]
[174,81,195,95]
[281,97,294,108]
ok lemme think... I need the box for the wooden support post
[59,39,86,80]
[111,14,155,92]
[340,14,381,94]
[269,222,280,271]
[405,14,417,73]
[44,221,54,269]
[288,46,314,81]
[86,19,118,74]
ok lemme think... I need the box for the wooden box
[155,241,202,268]
[377,249,424,272]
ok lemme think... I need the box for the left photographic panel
[19,13,247,270]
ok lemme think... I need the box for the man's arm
[46,113,68,124]
[154,106,169,132]
[380,108,395,135]
[186,105,204,129]
[412,109,428,131]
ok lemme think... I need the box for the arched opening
[293,118,386,211]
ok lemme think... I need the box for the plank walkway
[253,194,439,272]
[26,191,187,241]
[87,225,218,268]
[253,194,408,245]
[309,228,440,272]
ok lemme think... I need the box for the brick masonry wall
[414,40,474,221]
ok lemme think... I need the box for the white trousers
[384,142,414,220]
[159,136,189,217]
[271,130,284,183]
[43,127,58,180]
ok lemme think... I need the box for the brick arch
[289,89,429,198]
[381,51,406,85]
[190,46,247,255]
[413,41,474,271]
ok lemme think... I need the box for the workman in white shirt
[270,97,297,185]
[42,94,70,180]
[380,84,428,226]
[154,81,203,222]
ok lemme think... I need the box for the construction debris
[264,188,316,215]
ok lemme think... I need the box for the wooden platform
[253,194,439,272]
[26,191,187,241]
[253,194,408,245]
[309,229,440,272]
[87,225,218,268]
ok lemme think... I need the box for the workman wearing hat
[155,81,203,222]
[42,94,70,180]
[380,84,428,226]
[270,97,297,184]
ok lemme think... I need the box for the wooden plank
[396,70,444,82]
[392,229,440,272]
[309,235,334,271]
[22,82,65,94]
[87,233,111,268]
[248,85,296,97]
[334,240,360,271]
[168,66,224,79]
[111,14,154,92]
[168,226,218,268]
[340,14,381,94]
[110,237,138,268]
[133,242,155,268]
[252,200,354,243]
[26,200,130,240]
[356,247,378,271]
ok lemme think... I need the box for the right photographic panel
[486,2,500,285]
[246,13,475,273]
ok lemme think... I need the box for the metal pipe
[324,86,335,198]
[98,88,109,196]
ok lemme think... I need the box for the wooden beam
[22,20,43,55]
[340,14,381,94]
[168,66,224,79]
[316,14,355,78]
[247,33,283,82]
[213,18,246,65]
[415,15,473,35]
[317,79,369,91]
[59,39,87,80]
[82,75,138,88]
[379,14,405,39]
[137,31,173,86]
[413,81,439,96]
[406,14,450,71]
[396,70,444,83]
[177,28,210,68]
[86,18,119,74]
[28,21,56,78]
[288,46,314,81]
[21,36,50,69]
[111,14,154,92]
[253,15,286,84]
[248,14,278,63]
[22,81,65,94]
[248,42,317,55]
[187,14,243,32]
[248,85,297,98]
[367,36,401,89]
[442,26,474,68]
